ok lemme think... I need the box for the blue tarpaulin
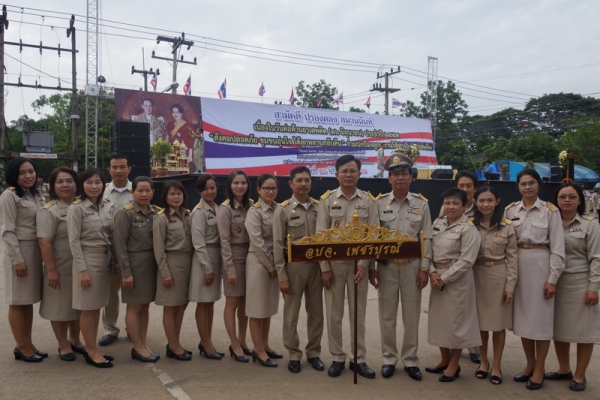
[493,161,600,182]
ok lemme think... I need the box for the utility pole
[131,66,159,92]
[67,15,79,171]
[152,33,196,94]
[370,66,401,115]
[0,5,7,186]
[426,56,439,140]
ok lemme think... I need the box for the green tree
[348,106,365,113]
[559,117,600,172]
[295,80,339,109]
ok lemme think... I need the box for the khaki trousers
[325,262,368,363]
[378,261,421,367]
[102,272,121,336]
[282,262,324,361]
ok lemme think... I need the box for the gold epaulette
[103,196,110,203]
[124,204,134,210]
[368,191,381,202]
[310,197,319,205]
[505,202,515,210]
[466,219,474,226]
[221,199,230,206]
[73,199,82,204]
[157,208,165,215]
[254,203,261,208]
[419,193,428,202]
[185,208,191,215]
[43,201,54,209]
[196,202,205,209]
[546,201,558,212]
[152,205,163,212]
[280,199,290,207]
[467,216,475,222]
[7,186,15,190]
[584,215,593,221]
[501,217,512,225]
[320,190,331,200]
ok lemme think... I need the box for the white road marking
[150,365,192,400]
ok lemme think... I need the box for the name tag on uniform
[207,216,214,220]
[263,216,272,222]
[85,212,95,216]
[407,208,420,215]
[290,215,300,220]
[494,232,508,238]
[168,220,177,224]
[382,210,393,214]
[433,226,440,231]
[331,206,341,210]
[511,217,520,221]
[233,213,242,218]
[449,229,460,234]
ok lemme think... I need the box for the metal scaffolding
[85,0,99,168]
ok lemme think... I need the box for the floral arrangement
[558,150,568,168]
[392,142,420,161]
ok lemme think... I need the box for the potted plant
[500,163,509,180]
[150,139,173,177]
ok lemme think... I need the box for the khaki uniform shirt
[377,148,385,169]
[563,214,600,292]
[504,198,565,285]
[103,181,133,219]
[67,198,113,272]
[431,214,481,284]
[114,202,161,277]
[475,219,518,292]
[0,188,45,265]
[273,195,319,282]
[36,199,73,270]
[316,187,378,272]
[377,192,433,269]
[246,198,278,273]
[191,199,220,274]
[152,207,193,279]
[216,199,253,276]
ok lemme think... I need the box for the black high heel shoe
[439,366,461,382]
[83,352,113,368]
[13,348,43,363]
[35,351,48,359]
[166,344,191,361]
[265,350,283,359]
[70,343,87,354]
[228,345,249,363]
[251,350,277,367]
[240,346,253,356]
[103,354,114,361]
[215,349,225,357]
[198,343,222,360]
[131,348,159,363]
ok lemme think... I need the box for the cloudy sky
[2,0,599,122]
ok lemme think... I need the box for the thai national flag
[289,87,295,106]
[258,82,266,96]
[150,72,157,92]
[316,93,322,108]
[217,78,227,99]
[364,96,371,109]
[183,74,191,96]
[392,98,406,108]
[334,92,343,105]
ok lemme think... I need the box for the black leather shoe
[198,343,222,360]
[240,346,253,356]
[513,373,531,382]
[131,348,159,363]
[526,378,544,390]
[215,349,225,357]
[98,334,117,346]
[13,348,43,362]
[265,350,283,359]
[381,364,395,378]
[84,352,113,368]
[469,353,481,364]
[425,365,448,373]
[307,357,325,371]
[166,344,191,361]
[545,371,573,380]
[288,360,301,373]
[349,362,376,379]
[58,349,76,361]
[404,366,422,381]
[228,346,249,363]
[251,350,277,367]
[70,343,87,354]
[439,366,461,382]
[103,354,114,361]
[328,361,345,377]
[35,351,48,359]
[569,378,586,392]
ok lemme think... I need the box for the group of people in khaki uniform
[1,151,599,393]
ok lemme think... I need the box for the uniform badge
[334,220,339,228]
[333,201,337,206]
[237,225,241,233]
[407,208,420,215]
[569,227,583,232]
[494,232,508,238]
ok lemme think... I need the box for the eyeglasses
[260,186,278,192]
[518,180,538,188]
[339,169,359,175]
[557,195,579,201]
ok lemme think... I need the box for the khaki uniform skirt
[245,252,279,318]
[554,272,600,343]
[72,251,111,311]
[473,262,513,331]
[222,244,248,297]
[189,246,222,303]
[121,250,157,304]
[2,240,42,305]
[155,251,192,306]
[40,254,79,321]
[513,248,554,340]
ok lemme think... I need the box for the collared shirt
[562,214,600,292]
[152,207,192,279]
[376,191,433,269]
[273,195,319,282]
[475,220,518,293]
[191,198,220,275]
[103,180,133,219]
[216,198,253,275]
[36,199,73,271]
[246,198,278,273]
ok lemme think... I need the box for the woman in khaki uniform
[37,167,85,361]
[153,180,193,361]
[190,174,224,360]
[216,170,252,362]
[427,188,481,382]
[114,176,161,363]
[504,169,565,390]
[245,173,281,367]
[546,183,600,392]
[472,185,518,384]
[1,157,46,362]
[67,168,114,368]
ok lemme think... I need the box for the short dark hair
[160,180,187,220]
[79,168,106,204]
[517,168,542,186]
[473,185,502,228]
[141,98,154,106]
[289,166,311,181]
[109,153,130,167]
[335,155,361,171]
[555,182,585,216]
[132,176,153,191]
[454,170,477,188]
[225,170,250,209]
[195,174,217,193]
[257,173,277,189]
[48,166,80,200]
[6,157,40,198]
[171,104,184,114]
[441,187,467,206]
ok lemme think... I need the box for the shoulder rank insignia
[320,190,331,200]
[157,208,165,215]
[151,205,163,212]
[254,203,261,208]
[43,201,54,209]
[196,202,205,209]
[73,199,82,204]
[505,202,515,210]
[103,196,110,203]
[546,201,558,212]
[310,197,319,205]
[221,199,230,206]
[368,191,381,202]
[7,186,15,190]
[124,204,134,210]
[584,215,593,221]
[279,199,290,207]
[185,209,191,215]
[418,193,428,202]
[466,219,474,226]
[501,217,512,225]
[467,216,475,223]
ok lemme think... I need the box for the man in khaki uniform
[316,155,379,379]
[99,154,133,346]
[374,144,385,178]
[273,166,324,374]
[369,153,432,380]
